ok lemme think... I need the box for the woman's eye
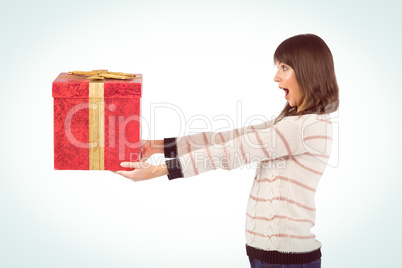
[282,65,288,71]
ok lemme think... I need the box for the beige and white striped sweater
[164,113,333,264]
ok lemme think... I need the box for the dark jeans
[249,257,321,268]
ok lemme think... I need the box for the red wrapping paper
[52,73,142,170]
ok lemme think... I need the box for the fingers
[139,152,149,162]
[120,161,149,169]
[113,161,152,182]
[120,162,138,168]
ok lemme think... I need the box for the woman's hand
[113,161,168,182]
[113,139,167,182]
[139,139,164,161]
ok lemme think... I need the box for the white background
[1,0,401,267]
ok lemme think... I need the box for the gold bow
[67,70,137,80]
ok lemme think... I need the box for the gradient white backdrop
[1,0,401,267]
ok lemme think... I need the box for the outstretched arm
[114,119,275,182]
[164,119,275,158]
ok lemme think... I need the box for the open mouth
[281,88,289,98]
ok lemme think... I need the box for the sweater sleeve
[163,119,275,159]
[174,115,329,178]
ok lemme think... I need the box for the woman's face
[274,61,305,111]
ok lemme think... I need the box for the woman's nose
[273,70,281,82]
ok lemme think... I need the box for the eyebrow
[274,61,284,67]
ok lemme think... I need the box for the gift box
[52,71,142,170]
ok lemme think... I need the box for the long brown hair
[273,34,339,123]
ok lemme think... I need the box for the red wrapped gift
[52,71,142,170]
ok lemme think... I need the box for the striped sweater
[164,113,333,264]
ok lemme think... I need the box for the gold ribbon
[89,80,105,170]
[68,69,138,80]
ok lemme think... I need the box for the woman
[115,34,339,268]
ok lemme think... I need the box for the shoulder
[275,114,333,154]
[275,113,332,136]
[279,113,332,126]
